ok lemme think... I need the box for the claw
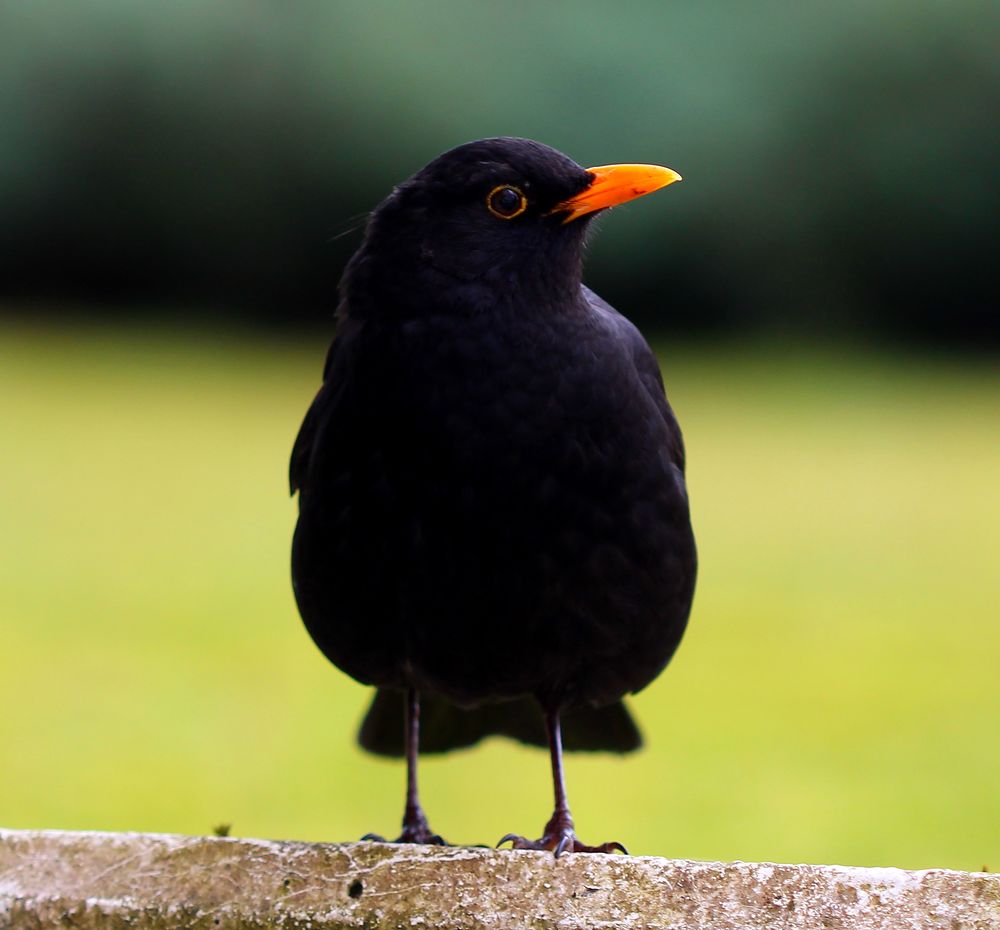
[497,828,626,857]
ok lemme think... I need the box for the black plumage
[290,137,696,854]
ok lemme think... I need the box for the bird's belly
[411,453,694,708]
[294,403,695,710]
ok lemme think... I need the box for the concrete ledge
[1,829,997,929]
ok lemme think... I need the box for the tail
[358,689,642,756]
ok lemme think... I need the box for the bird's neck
[342,244,585,321]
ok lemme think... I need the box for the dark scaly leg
[497,707,627,858]
[362,688,445,845]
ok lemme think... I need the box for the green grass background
[2,320,998,871]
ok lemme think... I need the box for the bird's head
[341,137,681,315]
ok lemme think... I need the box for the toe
[571,839,629,855]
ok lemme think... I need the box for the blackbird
[290,137,696,856]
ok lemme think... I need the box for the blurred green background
[2,1,998,871]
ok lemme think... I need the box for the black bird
[290,137,696,856]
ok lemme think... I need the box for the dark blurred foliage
[1,1,997,345]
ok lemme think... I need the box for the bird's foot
[361,805,446,846]
[497,810,627,858]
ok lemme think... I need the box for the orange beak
[551,163,682,223]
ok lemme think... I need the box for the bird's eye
[486,185,528,220]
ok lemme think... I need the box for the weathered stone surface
[0,829,997,929]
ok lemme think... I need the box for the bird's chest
[350,312,664,541]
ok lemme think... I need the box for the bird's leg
[498,707,627,858]
[362,688,445,845]
[397,688,443,843]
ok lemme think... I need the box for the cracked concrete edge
[0,829,997,930]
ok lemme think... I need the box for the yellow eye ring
[486,185,528,220]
